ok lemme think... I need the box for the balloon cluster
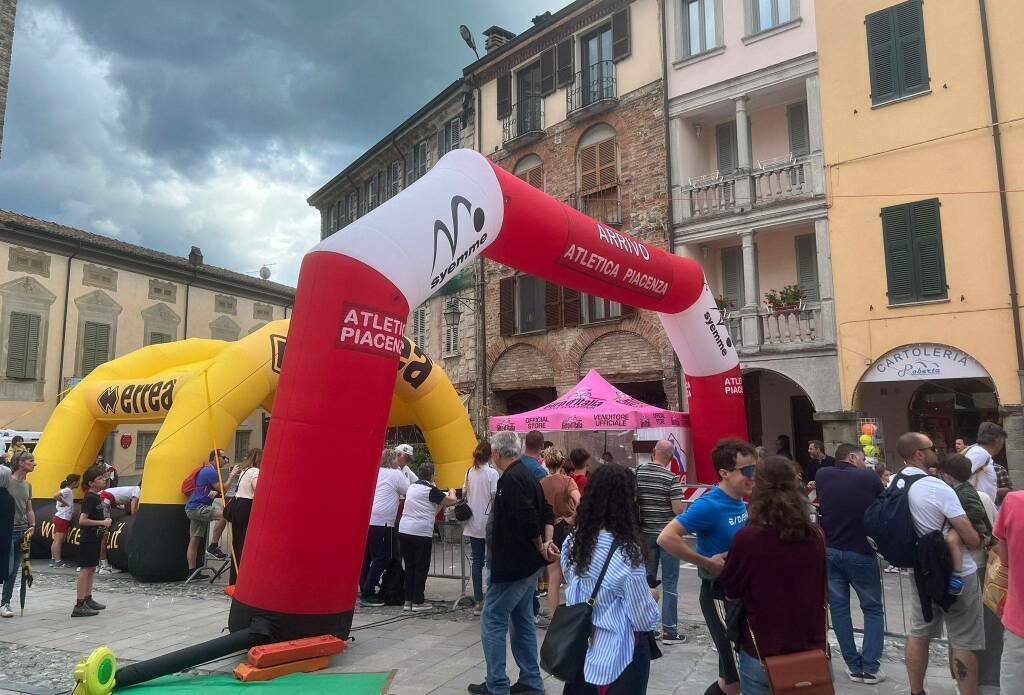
[858,423,878,457]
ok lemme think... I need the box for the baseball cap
[395,444,414,457]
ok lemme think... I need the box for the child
[97,485,140,573]
[937,453,993,595]
[51,474,80,568]
[74,466,111,617]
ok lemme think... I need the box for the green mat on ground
[121,671,392,693]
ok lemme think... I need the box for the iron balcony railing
[502,96,544,145]
[567,60,617,116]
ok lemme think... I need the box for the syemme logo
[704,309,732,357]
[431,195,488,289]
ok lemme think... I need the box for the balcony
[567,61,618,121]
[502,97,545,150]
[568,191,623,226]
[726,303,822,352]
[677,155,815,222]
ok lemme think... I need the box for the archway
[742,368,819,470]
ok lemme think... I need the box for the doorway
[581,23,613,105]
[516,62,542,134]
[790,395,823,471]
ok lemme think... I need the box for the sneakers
[948,574,965,595]
[467,685,493,695]
[510,683,545,694]
[357,596,385,608]
[71,604,99,618]
[207,544,228,560]
[84,597,106,610]
[661,631,687,644]
[473,601,483,616]
[98,564,114,575]
[0,604,12,618]
[410,603,433,613]
[849,671,886,684]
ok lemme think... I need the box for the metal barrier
[429,520,469,601]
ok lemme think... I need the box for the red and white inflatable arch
[228,150,746,639]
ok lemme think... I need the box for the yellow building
[0,210,294,481]
[815,0,1023,477]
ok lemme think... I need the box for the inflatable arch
[29,321,475,581]
[228,149,748,641]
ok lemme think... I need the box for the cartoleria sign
[862,344,990,382]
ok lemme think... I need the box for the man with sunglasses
[659,438,756,695]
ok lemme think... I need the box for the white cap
[395,444,414,457]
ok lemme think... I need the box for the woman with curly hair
[560,464,659,693]
[540,446,581,619]
[719,455,830,695]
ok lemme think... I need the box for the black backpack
[863,471,923,568]
[378,558,406,606]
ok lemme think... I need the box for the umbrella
[19,529,32,616]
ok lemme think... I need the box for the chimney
[188,246,203,267]
[532,12,552,26]
[483,26,515,53]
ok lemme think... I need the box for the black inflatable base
[228,598,354,641]
[128,502,192,582]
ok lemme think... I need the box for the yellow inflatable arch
[29,321,476,580]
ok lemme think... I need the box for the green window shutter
[794,234,819,302]
[910,198,946,300]
[82,322,111,376]
[866,7,898,104]
[895,0,929,95]
[716,122,737,174]
[881,204,916,304]
[6,312,40,379]
[149,332,172,345]
[611,8,631,62]
[721,246,745,310]
[787,101,810,157]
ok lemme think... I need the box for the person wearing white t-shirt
[897,432,985,695]
[464,440,500,615]
[395,444,419,485]
[358,448,410,607]
[962,422,1006,502]
[398,462,456,612]
[51,474,80,568]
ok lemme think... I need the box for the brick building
[464,0,678,421]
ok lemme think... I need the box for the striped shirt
[561,531,659,685]
[635,462,684,535]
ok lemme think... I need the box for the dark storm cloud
[0,0,555,284]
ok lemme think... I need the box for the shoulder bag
[540,540,620,683]
[453,469,473,522]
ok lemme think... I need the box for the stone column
[805,74,826,195]
[733,96,752,210]
[740,230,760,349]
[814,217,836,345]
[1002,404,1024,488]
[814,411,863,458]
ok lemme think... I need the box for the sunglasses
[739,465,756,478]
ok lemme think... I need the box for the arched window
[576,124,620,225]
[513,154,544,190]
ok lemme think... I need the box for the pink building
[664,0,840,465]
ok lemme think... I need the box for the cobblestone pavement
[0,565,961,695]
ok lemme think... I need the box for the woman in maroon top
[719,456,830,695]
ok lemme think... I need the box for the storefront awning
[861,344,991,383]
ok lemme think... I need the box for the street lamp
[460,25,480,61]
[443,297,475,327]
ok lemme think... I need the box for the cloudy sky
[0,0,555,285]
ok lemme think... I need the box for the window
[148,279,177,302]
[389,161,401,198]
[6,311,40,379]
[148,332,173,345]
[866,1,929,105]
[135,432,156,470]
[411,306,427,351]
[882,198,946,305]
[253,304,273,321]
[582,295,621,323]
[716,121,738,174]
[581,24,614,105]
[443,300,459,356]
[80,321,111,376]
[794,234,819,302]
[514,154,544,190]
[577,125,620,225]
[365,176,379,211]
[437,117,461,158]
[215,295,237,315]
[235,430,251,461]
[787,101,809,158]
[8,247,51,278]
[328,203,338,232]
[515,275,546,333]
[751,0,794,33]
[682,0,719,57]
[346,192,358,224]
[405,140,429,186]
[721,246,744,311]
[83,264,118,292]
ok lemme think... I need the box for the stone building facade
[465,0,679,417]
[306,79,484,431]
[0,210,294,481]
[0,0,16,156]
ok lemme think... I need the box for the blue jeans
[469,536,487,602]
[2,530,21,607]
[481,568,544,695]
[644,534,679,633]
[738,650,772,695]
[827,548,884,675]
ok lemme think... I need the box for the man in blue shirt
[518,431,548,482]
[185,449,239,580]
[659,438,755,695]
[815,443,885,685]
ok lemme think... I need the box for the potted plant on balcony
[715,295,735,315]
[764,285,805,312]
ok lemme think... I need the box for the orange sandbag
[223,585,236,597]
[233,656,329,682]
[248,635,347,668]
